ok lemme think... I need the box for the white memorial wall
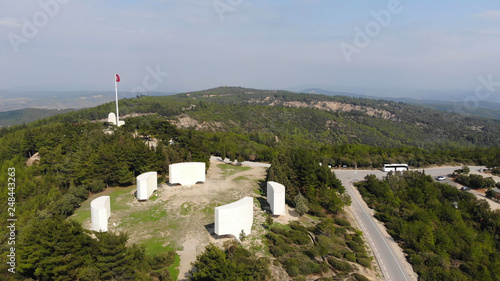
[137,171,158,200]
[214,197,253,238]
[267,181,286,215]
[107,112,116,125]
[169,162,205,186]
[91,196,111,232]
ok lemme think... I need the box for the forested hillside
[1,86,500,279]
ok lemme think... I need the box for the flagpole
[114,73,119,126]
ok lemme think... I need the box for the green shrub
[266,232,285,246]
[287,230,311,245]
[294,193,309,216]
[320,261,330,273]
[304,247,319,259]
[290,221,308,233]
[308,203,326,217]
[269,245,284,257]
[265,215,273,226]
[300,261,321,275]
[346,241,365,253]
[352,273,370,281]
[355,252,368,259]
[270,226,287,236]
[327,257,353,272]
[334,217,351,227]
[335,227,347,236]
[352,234,363,244]
[316,236,340,257]
[344,252,356,262]
[357,257,372,268]
[287,266,300,277]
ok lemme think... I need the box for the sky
[1,0,500,99]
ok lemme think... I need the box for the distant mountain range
[0,90,177,112]
[1,86,500,132]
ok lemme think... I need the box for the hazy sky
[1,0,500,97]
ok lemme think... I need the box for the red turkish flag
[116,74,120,82]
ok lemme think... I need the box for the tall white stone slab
[169,162,205,186]
[91,196,111,232]
[215,197,253,238]
[267,181,286,215]
[137,171,158,200]
[107,112,117,125]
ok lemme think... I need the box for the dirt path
[174,157,269,280]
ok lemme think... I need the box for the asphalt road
[335,169,417,281]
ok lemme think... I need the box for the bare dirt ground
[170,159,270,280]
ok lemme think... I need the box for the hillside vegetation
[1,86,500,279]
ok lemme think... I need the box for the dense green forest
[356,172,500,281]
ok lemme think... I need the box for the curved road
[335,169,417,281]
[335,165,499,281]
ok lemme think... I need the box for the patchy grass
[141,237,176,255]
[70,203,91,224]
[233,176,249,182]
[69,186,134,224]
[109,186,135,211]
[202,202,218,215]
[168,253,181,281]
[180,202,193,215]
[124,205,166,225]
[149,193,159,201]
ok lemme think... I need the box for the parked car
[461,186,471,191]
[436,176,446,181]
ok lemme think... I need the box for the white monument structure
[214,197,253,238]
[91,196,111,232]
[267,181,286,216]
[169,162,205,186]
[107,112,125,126]
[108,112,117,125]
[137,171,158,201]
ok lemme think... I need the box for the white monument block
[137,171,158,200]
[215,197,253,238]
[169,162,205,186]
[107,112,117,125]
[91,196,111,232]
[267,181,286,215]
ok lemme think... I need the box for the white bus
[383,164,409,172]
